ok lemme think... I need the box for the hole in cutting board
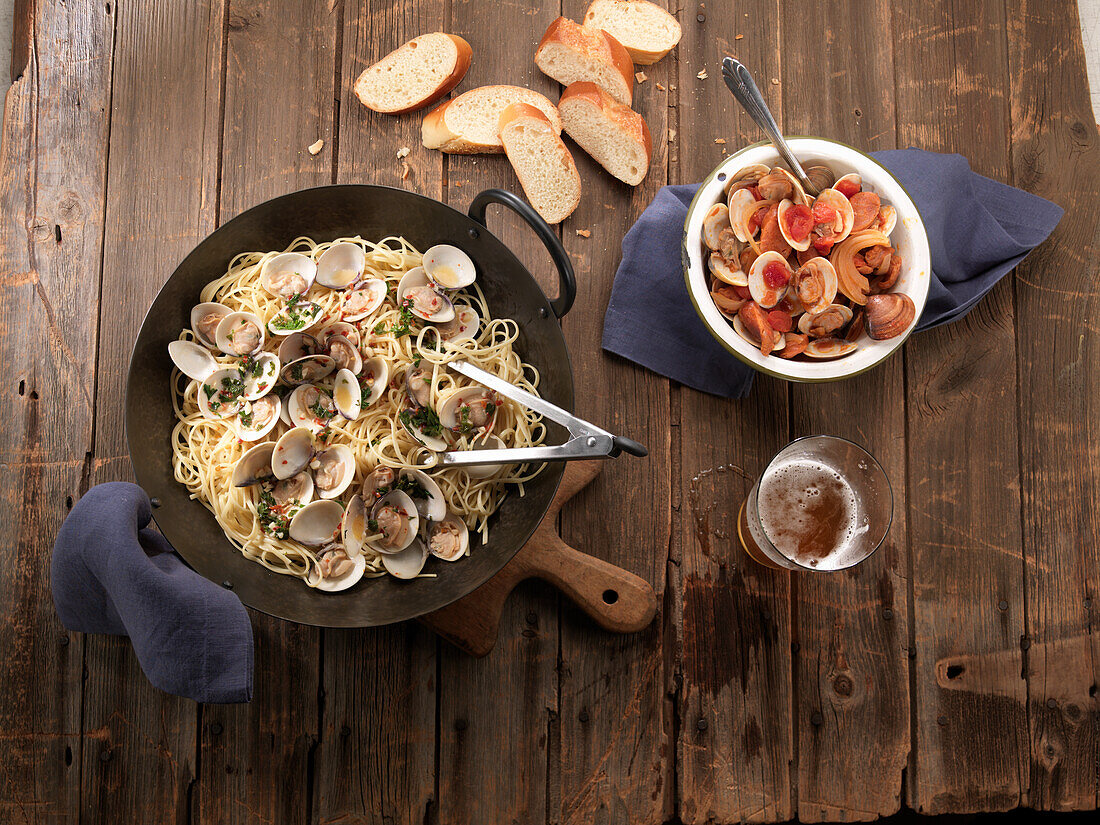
[602,589,619,605]
[946,664,965,680]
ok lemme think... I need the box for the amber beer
[738,437,892,572]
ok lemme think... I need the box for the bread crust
[582,1,682,65]
[354,33,472,115]
[563,80,646,183]
[534,17,634,105]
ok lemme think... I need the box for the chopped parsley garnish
[239,407,254,427]
[290,363,304,382]
[374,300,415,338]
[220,373,244,400]
[273,296,313,331]
[309,396,336,421]
[203,383,217,399]
[367,518,379,533]
[257,489,292,539]
[240,354,263,377]
[395,475,431,500]
[399,405,442,438]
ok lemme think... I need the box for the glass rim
[752,434,895,572]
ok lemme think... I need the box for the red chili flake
[767,310,792,332]
[762,261,790,288]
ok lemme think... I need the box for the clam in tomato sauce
[704,163,916,361]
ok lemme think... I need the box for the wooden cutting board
[417,460,657,656]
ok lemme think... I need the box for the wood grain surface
[1,1,1098,823]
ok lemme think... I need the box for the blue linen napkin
[602,149,1064,398]
[51,482,253,703]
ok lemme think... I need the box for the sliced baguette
[559,82,651,186]
[498,103,581,225]
[582,0,682,65]
[422,85,562,154]
[354,33,472,114]
[534,17,633,105]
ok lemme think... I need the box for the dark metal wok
[126,186,575,627]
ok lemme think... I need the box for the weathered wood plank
[197,1,338,823]
[81,1,225,822]
[311,3,441,824]
[1008,0,1100,811]
[675,3,794,822]
[781,2,910,820]
[893,0,1029,814]
[436,2,561,823]
[555,2,673,823]
[0,0,108,822]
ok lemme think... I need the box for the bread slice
[422,86,562,154]
[534,17,633,105]
[354,33,472,114]
[498,103,581,225]
[559,82,651,186]
[583,0,682,65]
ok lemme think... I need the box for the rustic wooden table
[2,1,1098,822]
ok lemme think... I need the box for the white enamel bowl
[683,137,931,382]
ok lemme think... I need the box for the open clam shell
[368,490,420,554]
[798,304,854,339]
[397,267,455,323]
[399,408,448,452]
[277,332,320,363]
[434,306,480,343]
[381,537,429,580]
[281,354,335,386]
[812,188,855,243]
[399,468,447,522]
[325,335,362,375]
[793,257,839,316]
[342,494,368,558]
[359,356,388,408]
[460,433,507,479]
[260,252,316,299]
[169,340,217,381]
[307,544,367,592]
[874,204,897,235]
[286,384,337,432]
[317,321,360,349]
[240,352,280,399]
[232,442,277,487]
[835,172,862,195]
[341,278,387,322]
[267,300,324,336]
[405,365,432,408]
[311,444,356,500]
[708,251,748,287]
[748,251,792,309]
[236,394,281,441]
[724,163,770,194]
[422,243,476,289]
[727,187,763,243]
[777,198,813,252]
[288,499,343,546]
[803,337,858,359]
[765,167,810,206]
[272,426,314,480]
[215,311,265,356]
[702,203,732,251]
[438,386,497,434]
[197,367,246,418]
[315,242,365,290]
[426,512,469,562]
[269,470,314,507]
[332,368,363,421]
[190,302,230,348]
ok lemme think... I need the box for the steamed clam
[232,442,277,488]
[427,513,469,562]
[307,543,366,591]
[277,332,320,363]
[267,299,324,336]
[359,356,388,408]
[798,304,853,338]
[864,293,915,340]
[368,490,420,554]
[325,335,362,374]
[215,311,265,356]
[310,444,356,499]
[397,267,455,323]
[459,433,507,479]
[341,495,368,557]
[236,394,281,441]
[398,468,447,521]
[422,243,477,290]
[260,252,316,299]
[747,251,792,309]
[240,352,280,399]
[804,337,859,359]
[168,340,217,381]
[286,384,337,432]
[317,321,360,349]
[439,386,498,435]
[332,368,362,421]
[288,498,343,546]
[406,365,433,408]
[434,306,480,342]
[272,426,314,480]
[380,537,429,579]
[361,465,397,500]
[315,242,365,290]
[191,302,230,348]
[280,354,335,386]
[197,368,246,418]
[792,257,839,316]
[269,471,314,507]
[341,278,387,322]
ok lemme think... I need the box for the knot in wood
[58,191,82,219]
[832,674,854,697]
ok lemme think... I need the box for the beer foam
[757,458,868,570]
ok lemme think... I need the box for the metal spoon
[720,57,820,197]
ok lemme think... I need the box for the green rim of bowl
[681,136,932,384]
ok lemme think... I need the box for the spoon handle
[720,57,819,196]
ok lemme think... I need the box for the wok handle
[468,188,576,318]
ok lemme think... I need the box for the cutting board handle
[419,461,657,657]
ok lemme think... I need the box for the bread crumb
[668,128,676,142]
[735,34,744,40]
[669,84,677,91]
[308,139,324,155]
[714,138,726,144]
[396,146,410,159]
[771,78,780,85]
[636,71,647,83]
[656,82,666,91]
[697,69,708,80]
[576,229,591,238]
[400,161,410,180]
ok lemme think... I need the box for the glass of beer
[737,436,892,571]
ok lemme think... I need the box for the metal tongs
[437,360,648,468]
